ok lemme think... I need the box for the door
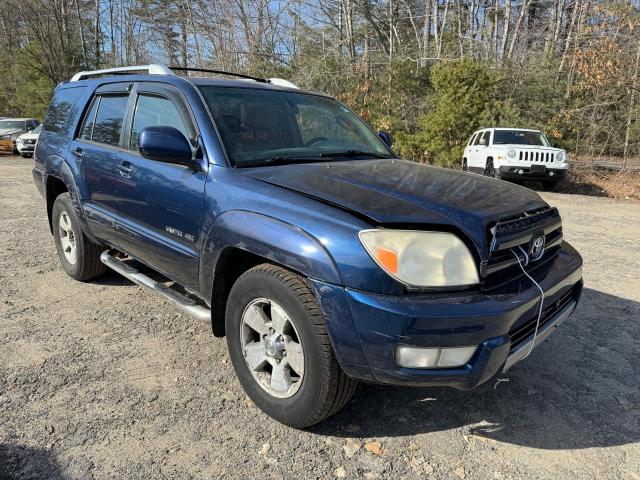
[71,83,132,245]
[114,82,206,289]
[470,130,490,170]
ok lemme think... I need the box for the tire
[52,193,107,281]
[225,264,357,428]
[484,158,498,178]
[21,153,32,158]
[462,158,468,172]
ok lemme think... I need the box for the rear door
[70,82,132,245]
[114,82,205,289]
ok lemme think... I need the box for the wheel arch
[200,211,343,337]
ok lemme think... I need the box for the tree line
[0,0,638,166]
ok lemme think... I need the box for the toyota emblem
[529,234,545,261]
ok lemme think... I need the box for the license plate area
[530,164,546,174]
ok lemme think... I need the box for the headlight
[358,230,479,288]
[507,149,516,159]
[556,151,566,162]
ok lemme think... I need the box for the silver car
[0,118,40,154]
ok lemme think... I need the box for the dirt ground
[1,156,639,480]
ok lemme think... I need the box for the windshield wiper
[236,156,332,168]
[319,149,389,159]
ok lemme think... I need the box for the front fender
[199,210,343,301]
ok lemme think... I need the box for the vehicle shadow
[312,288,640,450]
[0,444,65,479]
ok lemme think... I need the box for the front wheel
[20,153,32,158]
[462,158,468,172]
[484,158,498,178]
[225,264,357,428]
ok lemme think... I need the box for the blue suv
[33,64,583,427]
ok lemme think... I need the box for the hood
[493,144,562,151]
[242,159,548,258]
[0,128,25,137]
[18,132,39,140]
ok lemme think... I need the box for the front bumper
[17,142,35,154]
[311,241,583,389]
[499,165,567,181]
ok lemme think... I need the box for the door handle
[117,161,134,177]
[72,148,84,159]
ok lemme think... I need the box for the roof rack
[70,64,173,82]
[168,66,268,83]
[69,63,299,89]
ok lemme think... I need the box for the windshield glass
[199,86,391,166]
[0,120,26,130]
[493,130,549,146]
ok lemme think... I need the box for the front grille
[518,150,557,163]
[482,207,563,282]
[508,283,580,350]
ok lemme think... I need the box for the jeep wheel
[225,264,357,428]
[484,158,497,178]
[462,158,468,172]
[21,153,32,158]
[52,193,107,281]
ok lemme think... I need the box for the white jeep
[462,128,568,189]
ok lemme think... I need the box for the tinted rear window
[43,86,86,137]
[78,95,128,147]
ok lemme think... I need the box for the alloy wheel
[240,298,305,398]
[58,210,77,264]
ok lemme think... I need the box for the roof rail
[268,78,298,89]
[69,63,299,89]
[70,64,173,82]
[169,66,268,83]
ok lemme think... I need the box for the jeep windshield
[199,86,392,167]
[493,129,550,146]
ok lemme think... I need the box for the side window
[43,86,86,137]
[79,97,100,141]
[468,133,477,146]
[78,94,128,146]
[129,94,193,150]
[472,132,483,146]
[480,131,490,145]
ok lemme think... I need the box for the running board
[100,251,210,322]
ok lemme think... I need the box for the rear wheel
[225,264,357,428]
[462,158,468,172]
[52,193,107,281]
[20,153,32,158]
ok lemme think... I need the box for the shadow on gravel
[313,288,640,450]
[0,444,65,479]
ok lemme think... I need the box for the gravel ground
[1,156,639,480]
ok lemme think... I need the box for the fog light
[397,346,439,368]
[518,169,524,174]
[437,346,478,367]
[549,171,555,176]
[396,345,477,369]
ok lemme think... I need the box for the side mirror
[378,130,393,148]
[139,126,194,167]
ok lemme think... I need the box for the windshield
[199,86,392,167]
[31,125,42,134]
[493,130,549,146]
[0,120,26,130]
